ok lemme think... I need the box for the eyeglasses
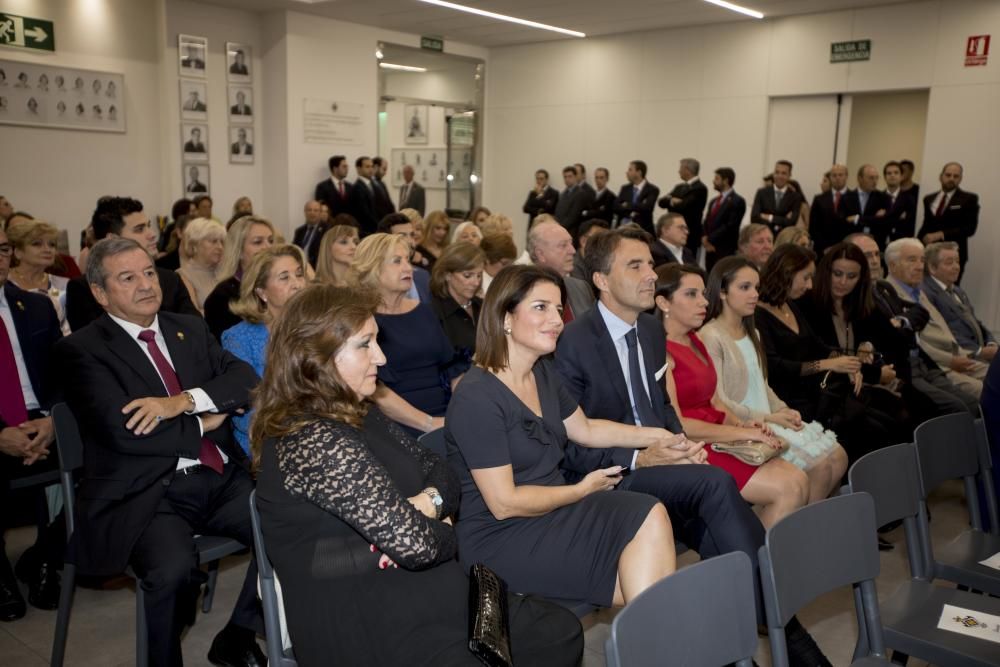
[0,244,12,257]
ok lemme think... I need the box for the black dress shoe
[14,557,61,611]
[785,617,833,667]
[878,536,895,551]
[0,571,26,622]
[207,626,266,667]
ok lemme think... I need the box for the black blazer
[398,181,426,217]
[883,189,917,245]
[0,283,61,426]
[522,186,558,223]
[315,178,353,218]
[292,222,330,268]
[203,276,242,341]
[582,188,617,223]
[349,180,378,236]
[703,191,746,256]
[554,186,593,239]
[751,186,803,236]
[55,312,258,575]
[372,178,396,220]
[614,182,660,235]
[809,190,860,254]
[854,189,892,245]
[650,239,696,268]
[65,267,199,333]
[554,307,683,481]
[660,180,708,252]
[918,188,980,265]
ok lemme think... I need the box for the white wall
[846,90,929,183]
[482,0,1000,328]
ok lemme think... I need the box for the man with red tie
[56,237,263,666]
[701,167,746,271]
[527,220,594,323]
[809,163,860,255]
[0,228,64,621]
[919,162,980,284]
[314,154,353,218]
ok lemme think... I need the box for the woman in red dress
[656,263,809,529]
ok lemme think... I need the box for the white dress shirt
[658,238,686,264]
[597,301,651,469]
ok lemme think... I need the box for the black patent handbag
[468,563,513,667]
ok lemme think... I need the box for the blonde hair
[480,213,514,238]
[8,221,59,267]
[353,233,409,295]
[774,226,810,249]
[420,210,452,248]
[315,225,360,285]
[217,216,276,281]
[452,221,483,245]
[181,217,226,261]
[398,208,423,225]
[229,245,306,324]
[430,242,485,298]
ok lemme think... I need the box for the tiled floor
[0,481,976,665]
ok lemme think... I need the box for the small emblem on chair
[954,615,986,628]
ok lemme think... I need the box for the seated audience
[177,217,226,313]
[67,197,198,331]
[570,218,609,281]
[228,196,253,228]
[774,226,812,249]
[415,210,451,271]
[157,198,195,255]
[397,208,431,270]
[353,233,457,435]
[253,284,583,666]
[292,200,328,270]
[6,220,70,335]
[922,241,996,362]
[656,264,810,529]
[528,220,594,320]
[650,212,696,268]
[378,213,431,302]
[479,212,515,240]
[430,242,485,375]
[192,194,215,222]
[56,237,263,666]
[700,256,847,502]
[467,206,491,226]
[451,221,483,246]
[156,213,195,272]
[221,245,306,453]
[756,245,898,462]
[314,224,359,287]
[5,212,82,280]
[0,227,64,620]
[737,222,774,269]
[446,265,676,606]
[203,216,276,340]
[480,233,518,293]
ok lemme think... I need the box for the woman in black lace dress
[252,285,583,667]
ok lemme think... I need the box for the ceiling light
[702,0,764,19]
[416,0,585,38]
[378,62,428,72]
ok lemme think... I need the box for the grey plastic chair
[417,427,447,458]
[913,412,1000,595]
[758,493,888,666]
[49,403,246,667]
[973,415,1000,534]
[848,443,1000,667]
[249,490,299,667]
[605,552,757,667]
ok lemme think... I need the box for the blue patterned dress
[221,320,268,454]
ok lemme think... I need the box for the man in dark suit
[923,241,996,362]
[0,227,64,620]
[613,160,659,235]
[918,162,980,283]
[314,155,353,219]
[230,128,253,156]
[521,169,558,226]
[229,90,252,116]
[185,166,207,194]
[181,45,204,70]
[899,159,920,202]
[649,213,696,268]
[397,165,426,216]
[183,127,205,154]
[229,50,248,75]
[554,166,592,240]
[848,164,891,248]
[701,167,746,271]
[56,237,263,666]
[581,166,616,223]
[808,164,858,255]
[371,157,396,220]
[67,197,199,331]
[882,161,917,245]
[348,156,378,237]
[659,158,708,255]
[292,200,329,268]
[751,159,802,237]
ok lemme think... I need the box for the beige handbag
[710,437,789,466]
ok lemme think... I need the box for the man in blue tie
[848,164,890,242]
[613,160,660,235]
[292,200,329,269]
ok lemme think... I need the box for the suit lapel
[586,309,632,417]
[638,318,668,425]
[96,315,170,397]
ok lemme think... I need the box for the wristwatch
[181,390,196,413]
[422,487,443,519]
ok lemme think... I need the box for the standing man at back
[397,165,426,216]
[583,167,616,224]
[751,160,802,237]
[918,162,979,283]
[660,158,708,257]
[371,157,396,220]
[614,160,659,236]
[314,155,352,218]
[349,156,379,237]
[554,166,590,240]
[701,167,745,271]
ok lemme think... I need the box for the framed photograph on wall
[226,42,252,83]
[179,80,208,121]
[181,123,208,161]
[228,85,253,123]
[178,35,208,78]
[404,104,428,144]
[183,163,210,195]
[229,126,254,164]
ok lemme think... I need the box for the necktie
[137,330,224,474]
[632,186,640,205]
[860,191,868,214]
[302,225,317,253]
[624,329,658,427]
[709,195,723,219]
[400,184,409,204]
[562,300,574,324]
[775,189,784,207]
[338,180,345,198]
[0,317,28,427]
[833,191,841,213]
[935,193,948,217]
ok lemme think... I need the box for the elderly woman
[177,217,226,313]
[775,226,812,249]
[204,216,276,339]
[451,221,482,246]
[354,233,458,435]
[314,224,359,287]
[430,242,485,375]
[415,210,451,271]
[446,264,676,606]
[7,220,70,334]
[252,284,583,666]
[221,245,305,453]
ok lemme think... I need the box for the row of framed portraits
[179,79,253,124]
[181,124,253,164]
[178,35,252,83]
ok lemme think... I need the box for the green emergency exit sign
[0,12,55,52]
[421,36,444,52]
[830,40,871,63]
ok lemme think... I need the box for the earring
[503,327,512,335]
[663,310,670,320]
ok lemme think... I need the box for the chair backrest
[914,412,980,492]
[248,490,298,667]
[974,415,1000,534]
[51,402,85,540]
[417,427,447,459]
[605,552,757,667]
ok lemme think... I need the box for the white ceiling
[196,0,916,48]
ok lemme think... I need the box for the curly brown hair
[249,284,380,470]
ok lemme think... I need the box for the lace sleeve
[277,419,457,570]
[379,411,460,518]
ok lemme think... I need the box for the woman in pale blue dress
[221,245,306,453]
[700,256,847,503]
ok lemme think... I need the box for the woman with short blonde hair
[177,217,226,313]
[451,221,483,246]
[7,220,71,334]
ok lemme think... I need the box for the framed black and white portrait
[183,162,210,195]
[226,42,252,83]
[229,126,254,164]
[227,85,253,123]
[179,80,208,121]
[181,123,209,161]
[178,35,208,78]
[404,104,428,145]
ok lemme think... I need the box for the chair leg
[50,563,76,667]
[202,560,220,613]
[136,583,149,667]
[890,650,909,665]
